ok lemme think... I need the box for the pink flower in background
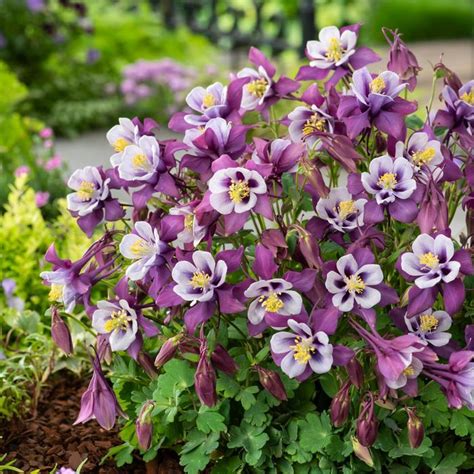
[39,127,53,139]
[35,191,50,208]
[45,155,62,171]
[43,139,54,149]
[15,165,30,177]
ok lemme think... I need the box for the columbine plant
[42,24,474,473]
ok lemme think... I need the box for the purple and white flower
[237,66,273,111]
[172,251,227,303]
[271,319,333,380]
[252,138,304,174]
[67,166,110,217]
[401,234,460,289]
[117,135,164,182]
[106,118,138,165]
[185,82,228,126]
[385,355,423,389]
[288,105,334,149]
[169,204,207,248]
[119,221,169,281]
[325,254,384,311]
[244,279,302,327]
[306,26,357,69]
[208,167,267,215]
[92,299,138,351]
[316,187,366,233]
[395,132,444,183]
[405,309,452,347]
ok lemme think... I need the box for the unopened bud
[255,365,287,401]
[351,436,374,467]
[407,408,424,449]
[330,380,351,427]
[195,334,217,407]
[346,357,364,388]
[51,307,73,355]
[356,393,378,447]
[154,335,180,368]
[136,400,154,450]
[211,344,238,375]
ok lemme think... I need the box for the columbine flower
[271,319,333,380]
[185,82,228,125]
[288,105,334,149]
[92,299,138,352]
[405,309,452,347]
[106,118,138,165]
[306,26,357,69]
[208,166,267,215]
[244,279,302,328]
[316,187,366,233]
[119,221,169,281]
[395,132,444,183]
[400,234,460,289]
[435,80,474,132]
[172,251,227,303]
[75,354,126,430]
[385,355,423,389]
[117,135,164,182]
[361,154,417,222]
[169,204,207,248]
[325,254,383,312]
[252,138,304,174]
[238,65,273,110]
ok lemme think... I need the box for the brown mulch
[0,374,183,473]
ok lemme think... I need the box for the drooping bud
[154,335,181,368]
[255,365,287,401]
[351,436,374,468]
[406,408,424,449]
[51,307,73,355]
[136,400,155,451]
[356,393,378,447]
[346,357,363,389]
[330,380,351,427]
[96,334,112,364]
[211,344,238,375]
[194,328,217,407]
[297,227,322,270]
[137,352,158,379]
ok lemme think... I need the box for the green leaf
[196,408,227,434]
[180,430,220,474]
[106,442,134,467]
[211,456,243,473]
[236,385,259,410]
[298,412,333,454]
[433,453,467,474]
[243,399,269,426]
[449,409,473,437]
[405,114,424,130]
[388,435,433,459]
[228,422,269,466]
[217,374,241,398]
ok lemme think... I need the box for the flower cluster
[43,24,474,458]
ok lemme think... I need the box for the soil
[0,374,183,473]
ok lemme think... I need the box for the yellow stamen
[184,213,194,231]
[76,181,95,201]
[302,113,326,137]
[378,172,398,189]
[247,78,268,98]
[325,37,343,62]
[48,284,63,302]
[460,90,474,105]
[412,147,436,166]
[345,274,365,294]
[228,180,250,204]
[114,137,129,152]
[103,309,131,333]
[129,239,152,258]
[261,293,284,313]
[419,314,439,332]
[370,76,386,94]
[403,365,415,376]
[190,271,211,289]
[202,93,216,108]
[337,200,357,220]
[132,153,150,170]
[419,252,439,269]
[290,336,315,364]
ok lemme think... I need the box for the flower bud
[137,352,158,379]
[255,365,287,401]
[51,307,73,355]
[351,436,374,467]
[330,380,351,427]
[195,335,217,407]
[346,357,363,389]
[136,400,155,450]
[154,335,180,368]
[356,393,378,447]
[298,230,322,269]
[407,408,424,449]
[211,344,238,375]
